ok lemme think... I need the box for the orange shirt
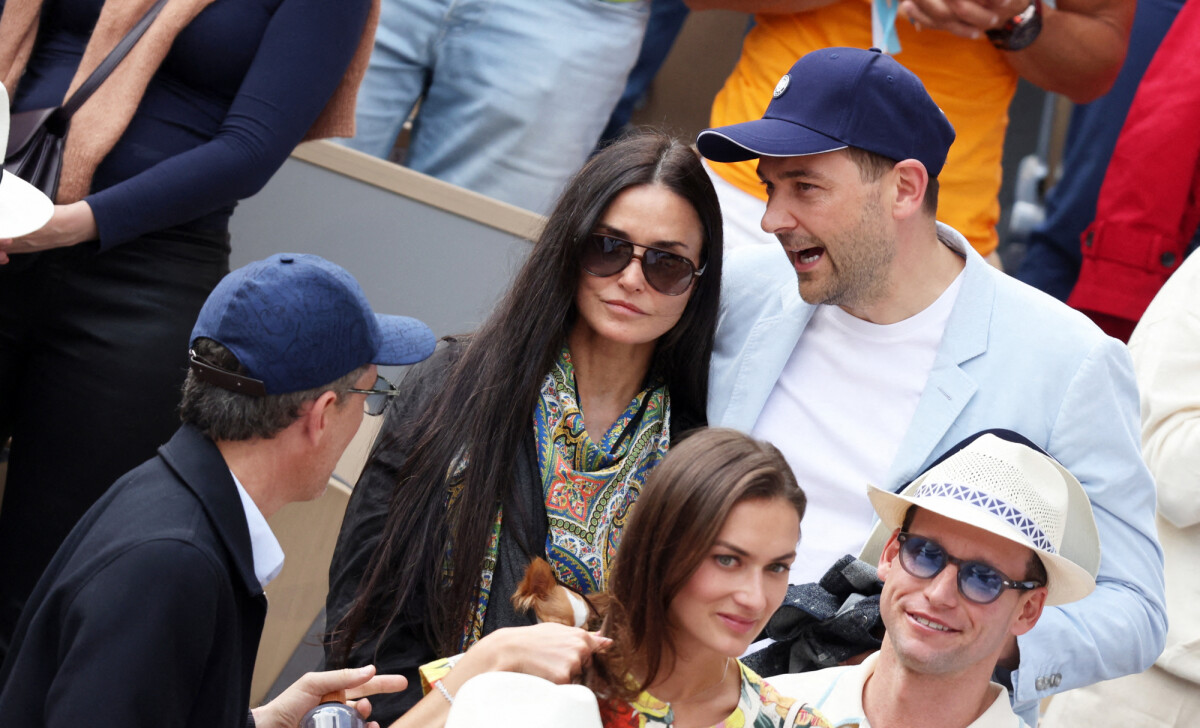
[709,3,1018,256]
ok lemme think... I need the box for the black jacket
[0,425,267,728]
[325,339,701,725]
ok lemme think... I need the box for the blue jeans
[343,0,649,215]
[599,0,690,144]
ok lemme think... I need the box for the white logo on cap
[773,74,790,98]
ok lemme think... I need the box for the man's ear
[888,159,929,221]
[1011,587,1048,637]
[298,390,340,447]
[876,529,903,580]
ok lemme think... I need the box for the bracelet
[432,653,464,705]
[434,678,454,705]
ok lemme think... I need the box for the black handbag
[5,106,67,200]
[3,0,169,201]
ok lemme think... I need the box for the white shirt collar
[229,469,285,588]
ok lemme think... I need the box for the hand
[899,0,1030,38]
[251,665,409,728]
[451,623,612,688]
[0,201,98,264]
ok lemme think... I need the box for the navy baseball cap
[190,253,436,396]
[697,47,956,178]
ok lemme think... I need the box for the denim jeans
[342,0,649,215]
[598,0,690,144]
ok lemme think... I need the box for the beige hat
[860,432,1100,606]
[0,85,54,239]
[445,672,603,728]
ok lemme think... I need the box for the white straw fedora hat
[860,430,1100,606]
[445,672,604,728]
[0,85,54,239]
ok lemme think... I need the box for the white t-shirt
[751,272,964,584]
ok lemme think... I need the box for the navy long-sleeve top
[13,0,370,249]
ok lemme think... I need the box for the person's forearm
[390,623,609,728]
[684,0,839,14]
[387,691,452,728]
[0,201,98,263]
[1004,0,1134,102]
[385,644,506,728]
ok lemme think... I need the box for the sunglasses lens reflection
[581,235,632,276]
[900,535,944,578]
[642,249,694,295]
[959,561,1005,603]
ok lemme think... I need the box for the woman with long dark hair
[325,130,724,723]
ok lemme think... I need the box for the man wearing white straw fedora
[770,431,1100,727]
[0,85,53,246]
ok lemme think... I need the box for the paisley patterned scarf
[536,346,670,594]
[452,346,669,649]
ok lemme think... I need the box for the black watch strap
[986,0,1044,51]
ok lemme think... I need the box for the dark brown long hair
[331,130,724,661]
[590,428,806,702]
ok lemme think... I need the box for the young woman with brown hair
[588,427,827,727]
[390,428,830,728]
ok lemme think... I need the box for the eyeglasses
[581,233,704,296]
[347,375,399,416]
[895,532,1043,605]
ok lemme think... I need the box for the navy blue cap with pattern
[190,253,435,395]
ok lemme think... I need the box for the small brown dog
[511,557,607,629]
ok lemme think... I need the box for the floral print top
[419,659,832,728]
[601,661,833,728]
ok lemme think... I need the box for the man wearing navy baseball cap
[0,253,435,728]
[698,47,1164,724]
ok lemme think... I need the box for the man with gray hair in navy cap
[696,47,1165,723]
[0,253,435,728]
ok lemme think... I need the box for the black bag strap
[59,0,171,120]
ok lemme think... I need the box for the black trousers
[0,229,230,656]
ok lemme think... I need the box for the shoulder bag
[4,0,170,201]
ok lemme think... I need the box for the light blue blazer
[709,226,1167,724]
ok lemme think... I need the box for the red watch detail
[986,0,1044,50]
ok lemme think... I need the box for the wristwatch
[986,0,1043,51]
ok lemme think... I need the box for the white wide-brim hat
[445,672,603,728]
[860,431,1100,606]
[0,85,54,238]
